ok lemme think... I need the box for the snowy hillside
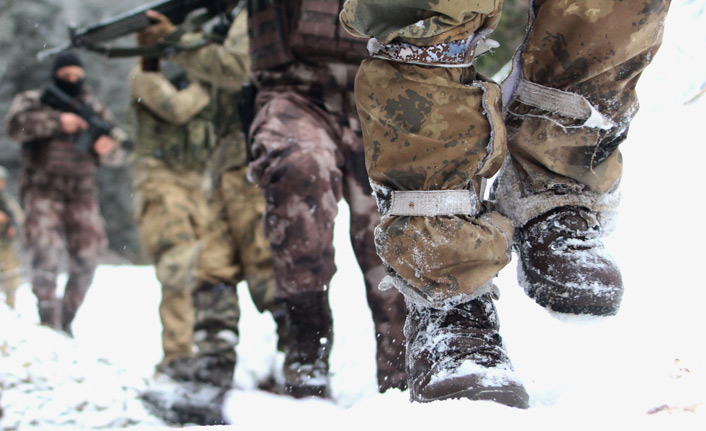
[1,1,705,430]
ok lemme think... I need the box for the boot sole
[413,385,530,409]
[519,263,621,316]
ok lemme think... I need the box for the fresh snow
[2,1,705,430]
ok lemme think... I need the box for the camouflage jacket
[5,88,125,177]
[170,11,250,173]
[129,66,214,171]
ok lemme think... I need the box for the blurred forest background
[0,0,528,264]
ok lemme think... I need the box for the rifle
[37,0,243,61]
[39,85,129,154]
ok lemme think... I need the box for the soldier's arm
[88,97,129,166]
[170,12,250,91]
[5,92,63,143]
[130,69,210,125]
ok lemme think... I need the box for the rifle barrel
[36,0,217,60]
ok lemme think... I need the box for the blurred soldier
[5,51,126,335]
[244,0,408,397]
[0,166,24,309]
[138,4,280,395]
[341,0,670,408]
[140,0,408,400]
[129,53,213,369]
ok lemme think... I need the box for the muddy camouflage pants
[248,91,406,381]
[190,166,276,362]
[341,0,670,305]
[133,158,211,363]
[22,174,107,330]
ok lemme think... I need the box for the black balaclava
[52,51,85,97]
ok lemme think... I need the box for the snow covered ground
[2,1,705,430]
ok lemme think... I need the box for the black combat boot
[37,298,62,331]
[517,206,623,316]
[156,355,236,389]
[406,293,529,408]
[281,292,333,398]
[157,282,239,388]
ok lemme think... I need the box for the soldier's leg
[219,167,275,313]
[341,0,527,407]
[249,93,342,398]
[134,168,206,364]
[495,0,671,315]
[340,127,407,393]
[0,245,23,309]
[63,195,107,335]
[22,189,64,329]
[219,168,285,350]
[177,175,242,388]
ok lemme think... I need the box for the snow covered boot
[406,293,529,408]
[281,292,333,398]
[157,354,236,389]
[141,380,228,426]
[517,206,623,316]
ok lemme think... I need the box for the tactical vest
[131,98,215,171]
[248,0,369,71]
[210,85,249,174]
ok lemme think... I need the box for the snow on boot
[141,380,227,426]
[406,294,529,408]
[156,355,236,389]
[281,293,333,398]
[517,206,623,316]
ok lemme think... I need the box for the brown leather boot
[517,206,623,316]
[406,294,529,408]
[280,293,333,398]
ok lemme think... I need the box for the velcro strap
[515,79,615,130]
[389,190,478,216]
[368,37,498,68]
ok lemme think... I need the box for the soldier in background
[341,0,670,408]
[0,165,24,309]
[137,4,281,393]
[139,0,408,400]
[129,51,213,371]
[5,51,127,335]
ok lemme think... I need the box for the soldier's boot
[61,298,80,337]
[143,284,238,426]
[517,206,623,316]
[406,293,529,408]
[37,298,62,331]
[156,354,236,389]
[281,292,333,398]
[158,282,238,388]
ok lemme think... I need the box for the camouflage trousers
[341,0,670,305]
[248,91,407,383]
[133,158,211,363]
[21,172,107,331]
[190,166,277,362]
[0,240,22,309]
